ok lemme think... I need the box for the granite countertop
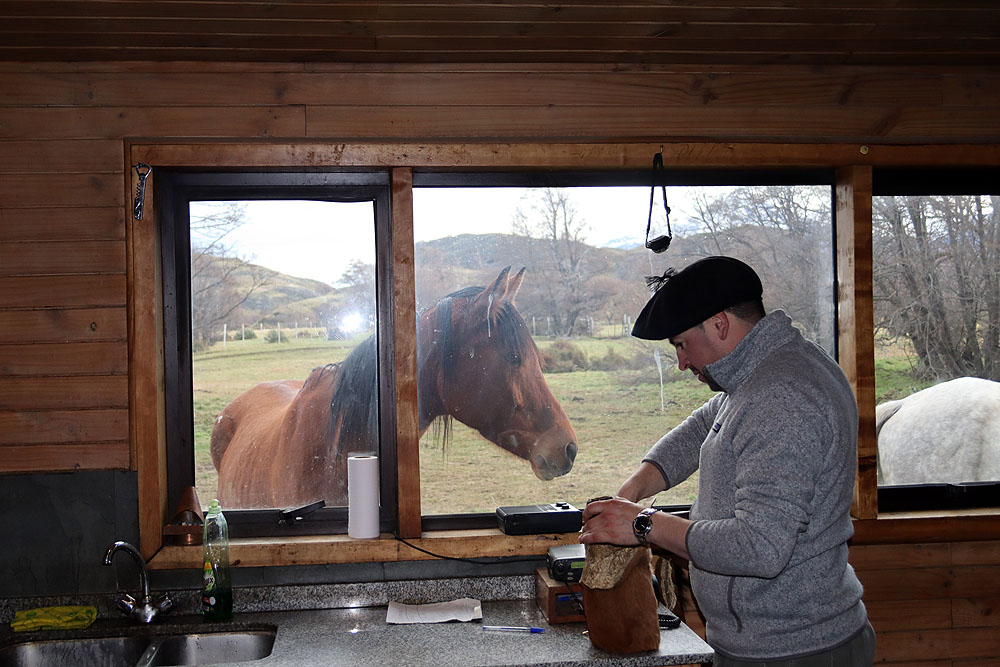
[1,600,714,666]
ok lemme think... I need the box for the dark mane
[329,334,378,461]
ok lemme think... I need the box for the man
[580,256,874,666]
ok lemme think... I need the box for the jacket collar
[703,310,797,393]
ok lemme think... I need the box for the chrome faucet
[103,540,174,623]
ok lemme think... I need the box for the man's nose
[676,351,689,371]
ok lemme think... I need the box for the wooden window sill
[148,528,579,570]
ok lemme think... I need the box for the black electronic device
[496,502,582,535]
[546,543,586,583]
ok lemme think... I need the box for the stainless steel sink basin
[0,626,276,667]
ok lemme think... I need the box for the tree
[189,202,270,350]
[511,188,602,336]
[683,185,835,350]
[873,195,1000,381]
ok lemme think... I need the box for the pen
[482,625,545,633]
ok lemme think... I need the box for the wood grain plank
[853,515,1000,545]
[952,598,1000,628]
[150,528,579,569]
[0,341,127,376]
[875,627,1000,663]
[836,165,877,519]
[127,156,167,560]
[391,167,421,539]
[0,173,123,208]
[305,105,1000,143]
[850,542,952,570]
[950,540,1000,566]
[0,70,948,108]
[0,139,122,174]
[865,598,950,632]
[0,106,305,140]
[0,207,125,242]
[0,307,126,344]
[0,375,128,410]
[0,442,129,472]
[0,240,125,276]
[0,275,126,309]
[0,408,128,445]
[132,141,1000,170]
[857,565,1000,601]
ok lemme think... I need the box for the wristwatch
[632,508,660,545]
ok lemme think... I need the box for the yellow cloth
[10,605,97,632]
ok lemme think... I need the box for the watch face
[633,513,653,535]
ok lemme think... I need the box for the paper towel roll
[348,454,380,539]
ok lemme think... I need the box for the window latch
[279,500,325,525]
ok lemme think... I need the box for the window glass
[187,199,377,512]
[872,194,1000,487]
[413,183,834,515]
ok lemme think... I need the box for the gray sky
[191,186,692,286]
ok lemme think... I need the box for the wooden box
[534,567,586,623]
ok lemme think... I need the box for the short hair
[725,299,766,324]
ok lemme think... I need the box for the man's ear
[709,311,731,340]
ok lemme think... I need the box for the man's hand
[579,497,644,546]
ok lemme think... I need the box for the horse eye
[508,351,522,366]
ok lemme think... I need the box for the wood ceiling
[1,1,999,66]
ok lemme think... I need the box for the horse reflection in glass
[210,267,579,508]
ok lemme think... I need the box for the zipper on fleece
[727,576,744,633]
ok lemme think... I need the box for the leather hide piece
[580,543,660,654]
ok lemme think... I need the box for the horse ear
[506,267,526,304]
[477,266,512,321]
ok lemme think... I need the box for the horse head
[417,267,579,481]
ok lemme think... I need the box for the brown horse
[210,267,579,508]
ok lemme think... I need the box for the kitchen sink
[0,625,276,667]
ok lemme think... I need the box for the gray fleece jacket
[643,310,867,661]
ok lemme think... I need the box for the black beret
[631,256,763,340]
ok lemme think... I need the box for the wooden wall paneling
[864,598,951,632]
[0,275,127,308]
[0,376,128,410]
[0,307,126,344]
[391,167,421,538]
[0,106,306,140]
[303,105,1000,143]
[836,165,877,520]
[952,598,1000,628]
[0,70,953,108]
[129,141,1000,171]
[0,139,122,174]
[0,240,126,275]
[0,207,126,242]
[849,542,952,570]
[0,444,129,472]
[0,173,123,208]
[0,408,128,445]
[127,152,168,560]
[0,341,127,376]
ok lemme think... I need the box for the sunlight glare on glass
[340,312,364,333]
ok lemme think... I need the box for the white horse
[876,377,1000,485]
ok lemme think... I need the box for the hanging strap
[645,150,672,253]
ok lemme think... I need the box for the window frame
[155,169,399,537]
[126,142,1000,567]
[871,166,1000,512]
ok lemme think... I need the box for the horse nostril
[565,441,578,464]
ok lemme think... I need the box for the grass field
[192,332,927,515]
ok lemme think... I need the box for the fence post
[222,323,227,349]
